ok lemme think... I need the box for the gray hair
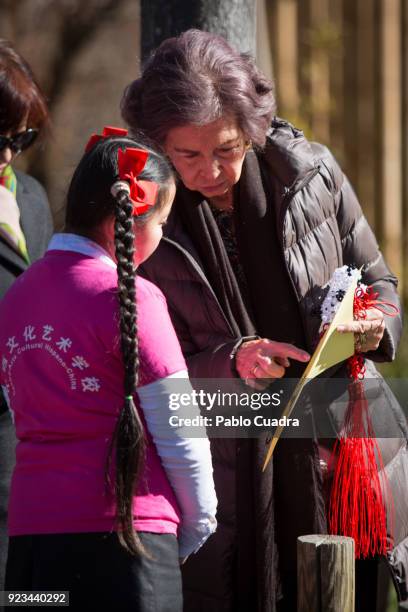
[121,29,276,148]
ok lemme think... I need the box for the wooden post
[297,534,355,612]
[256,0,274,83]
[356,0,377,229]
[297,0,312,133]
[401,0,408,303]
[309,0,331,144]
[379,0,403,278]
[328,0,345,165]
[342,0,358,194]
[273,0,299,121]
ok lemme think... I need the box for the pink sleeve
[136,278,187,386]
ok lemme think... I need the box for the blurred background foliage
[0,0,406,378]
[261,0,407,380]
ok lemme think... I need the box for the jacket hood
[262,117,318,190]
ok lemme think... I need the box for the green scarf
[0,166,30,263]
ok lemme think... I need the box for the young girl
[0,129,217,611]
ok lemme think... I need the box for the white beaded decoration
[319,265,362,330]
[110,180,130,198]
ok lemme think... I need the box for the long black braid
[108,187,146,555]
[64,135,174,556]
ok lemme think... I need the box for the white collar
[47,233,117,270]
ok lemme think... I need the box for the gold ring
[358,331,367,346]
[251,363,260,377]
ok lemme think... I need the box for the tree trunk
[141,0,257,61]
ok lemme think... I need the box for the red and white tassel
[327,285,398,558]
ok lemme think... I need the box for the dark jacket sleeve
[321,151,403,362]
[16,171,54,262]
[185,341,238,379]
[0,173,53,414]
[139,245,241,379]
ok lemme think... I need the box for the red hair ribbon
[117,148,158,215]
[85,126,128,153]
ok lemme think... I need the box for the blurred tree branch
[2,0,127,183]
[46,0,127,109]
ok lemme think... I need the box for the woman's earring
[245,140,252,151]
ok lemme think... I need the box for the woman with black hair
[0,39,52,597]
[0,128,217,611]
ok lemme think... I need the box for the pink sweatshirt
[0,248,186,536]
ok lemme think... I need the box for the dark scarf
[177,149,306,371]
[174,183,255,338]
[176,151,326,611]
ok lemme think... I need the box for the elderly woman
[0,39,53,594]
[121,29,406,612]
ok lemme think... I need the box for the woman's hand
[337,307,385,352]
[235,338,310,389]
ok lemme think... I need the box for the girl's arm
[137,370,217,559]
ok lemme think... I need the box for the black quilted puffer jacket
[141,118,408,610]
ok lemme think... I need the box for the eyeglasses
[0,129,39,154]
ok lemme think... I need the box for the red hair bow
[85,125,128,152]
[117,148,158,215]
